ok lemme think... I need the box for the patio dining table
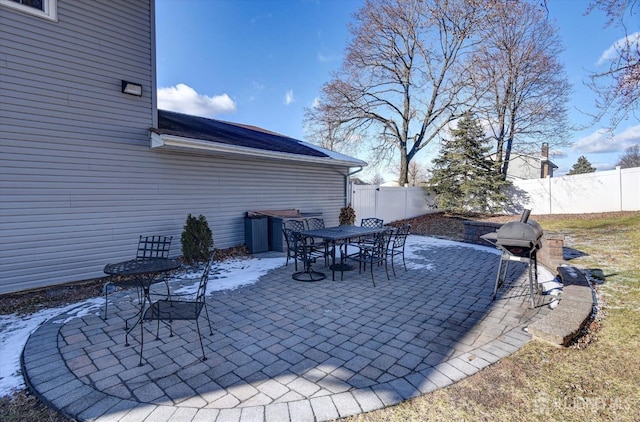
[300,225,388,281]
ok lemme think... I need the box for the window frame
[0,0,58,21]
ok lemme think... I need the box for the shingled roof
[151,110,365,167]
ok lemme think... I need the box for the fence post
[617,166,623,211]
[547,176,552,214]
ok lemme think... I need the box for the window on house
[0,0,57,21]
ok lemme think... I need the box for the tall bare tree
[304,0,486,185]
[407,161,429,186]
[586,0,639,130]
[471,0,571,178]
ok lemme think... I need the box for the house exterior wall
[506,155,541,180]
[0,1,350,294]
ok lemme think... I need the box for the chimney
[541,142,550,178]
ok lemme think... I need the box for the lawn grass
[346,213,640,421]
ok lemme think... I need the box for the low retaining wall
[461,220,564,270]
[462,220,594,346]
[528,266,594,345]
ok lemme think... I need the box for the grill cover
[495,219,543,250]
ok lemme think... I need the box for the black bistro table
[103,258,180,359]
[301,225,387,281]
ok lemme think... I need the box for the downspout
[345,167,363,206]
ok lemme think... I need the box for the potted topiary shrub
[180,214,213,264]
[339,204,356,226]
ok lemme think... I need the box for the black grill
[494,219,543,257]
[481,210,543,307]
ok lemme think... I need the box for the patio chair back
[305,217,325,230]
[361,218,384,229]
[137,235,172,259]
[283,219,305,233]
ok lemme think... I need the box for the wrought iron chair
[282,227,301,270]
[348,229,393,286]
[290,231,326,282]
[347,217,385,257]
[387,224,411,276]
[305,217,332,266]
[283,220,318,269]
[103,235,172,321]
[141,256,214,365]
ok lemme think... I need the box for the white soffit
[150,133,367,168]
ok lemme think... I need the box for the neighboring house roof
[151,110,366,167]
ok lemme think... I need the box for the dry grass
[346,211,640,421]
[1,213,638,421]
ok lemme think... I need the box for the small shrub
[339,204,356,226]
[180,214,213,264]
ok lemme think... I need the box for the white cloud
[284,89,295,105]
[597,32,640,66]
[572,124,640,153]
[157,84,236,118]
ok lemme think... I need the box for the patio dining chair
[348,217,385,256]
[103,235,172,321]
[290,230,326,282]
[283,227,301,270]
[141,255,214,365]
[305,217,332,266]
[349,228,393,286]
[387,224,411,276]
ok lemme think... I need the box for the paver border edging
[528,266,594,346]
[20,314,87,421]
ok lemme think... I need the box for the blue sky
[155,0,639,179]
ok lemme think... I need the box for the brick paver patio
[22,236,550,421]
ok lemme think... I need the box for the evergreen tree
[428,114,510,213]
[567,156,597,175]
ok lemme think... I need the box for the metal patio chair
[305,217,332,266]
[103,235,172,321]
[290,231,326,282]
[347,217,385,257]
[348,229,392,286]
[283,220,319,269]
[387,224,411,276]
[283,227,301,270]
[141,256,214,365]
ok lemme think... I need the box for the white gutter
[150,132,368,168]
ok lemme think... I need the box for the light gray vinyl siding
[0,0,353,294]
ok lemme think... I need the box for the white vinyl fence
[508,166,640,214]
[349,185,438,223]
[350,166,640,223]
